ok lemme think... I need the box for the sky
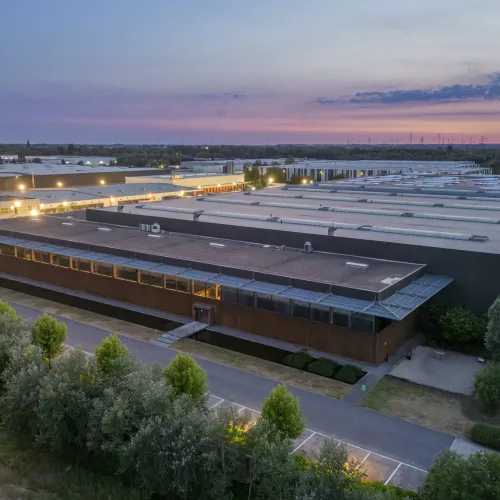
[1,0,499,144]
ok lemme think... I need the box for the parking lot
[208,394,428,492]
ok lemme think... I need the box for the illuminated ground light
[100,179,106,185]
[62,201,68,207]
[18,184,25,192]
[30,209,39,216]
[14,201,21,208]
[57,182,63,187]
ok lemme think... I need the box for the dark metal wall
[87,209,500,312]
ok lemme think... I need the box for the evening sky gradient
[1,0,499,144]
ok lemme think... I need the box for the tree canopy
[32,313,67,368]
[163,353,207,399]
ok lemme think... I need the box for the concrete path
[450,437,499,457]
[7,299,454,472]
[152,321,208,346]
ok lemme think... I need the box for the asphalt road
[10,301,454,470]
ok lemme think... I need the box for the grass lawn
[0,430,138,500]
[174,338,351,400]
[359,376,500,437]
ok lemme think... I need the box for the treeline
[1,144,499,172]
[0,301,499,499]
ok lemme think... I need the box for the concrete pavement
[8,300,454,472]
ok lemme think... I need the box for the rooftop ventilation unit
[346,261,370,270]
[304,242,313,254]
[151,223,161,234]
[209,242,226,248]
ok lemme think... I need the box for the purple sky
[1,0,499,144]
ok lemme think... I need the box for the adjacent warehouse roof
[0,230,451,321]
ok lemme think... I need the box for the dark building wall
[0,254,408,364]
[0,170,160,190]
[87,209,499,312]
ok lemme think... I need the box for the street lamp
[14,201,21,208]
[18,184,25,192]
[268,177,274,184]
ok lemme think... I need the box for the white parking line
[208,398,225,410]
[292,431,317,454]
[385,462,402,485]
[356,451,371,469]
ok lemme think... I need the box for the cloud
[314,73,500,105]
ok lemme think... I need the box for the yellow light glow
[40,203,44,209]
[175,165,180,169]
[100,179,106,185]
[18,184,25,191]
[197,185,202,189]
[309,180,313,184]
[233,182,236,185]
[180,191,185,197]
[268,178,274,183]
[110,197,115,203]
[30,209,39,216]
[9,205,14,210]
[251,187,256,191]
[62,201,68,207]
[57,182,63,188]
[302,179,307,184]
[14,201,21,208]
[217,184,221,187]
[148,193,153,197]
[360,172,365,177]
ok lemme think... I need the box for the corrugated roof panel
[177,269,219,281]
[150,263,185,276]
[122,259,160,271]
[205,274,252,287]
[278,287,327,302]
[243,281,289,294]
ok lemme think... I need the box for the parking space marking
[356,451,371,469]
[292,431,317,454]
[208,398,225,410]
[385,463,402,485]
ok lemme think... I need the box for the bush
[163,353,207,400]
[284,350,313,370]
[438,307,487,348]
[32,313,67,368]
[362,481,420,499]
[95,332,128,374]
[469,423,500,450]
[307,357,339,378]
[261,384,306,439]
[474,363,500,414]
[0,299,22,324]
[335,365,365,384]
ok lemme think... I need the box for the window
[77,259,91,273]
[139,271,163,288]
[221,287,238,304]
[16,247,32,260]
[192,281,206,296]
[164,276,177,290]
[311,305,330,324]
[33,250,50,264]
[238,290,255,307]
[292,301,310,320]
[93,262,113,277]
[351,313,374,333]
[177,278,190,293]
[256,293,273,312]
[0,244,15,257]
[115,266,138,282]
[332,309,349,328]
[51,254,71,268]
[205,284,220,300]
[273,297,290,316]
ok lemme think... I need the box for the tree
[0,300,21,324]
[26,140,31,148]
[475,363,500,414]
[77,160,84,166]
[0,314,31,379]
[438,307,486,348]
[261,384,306,439]
[95,333,128,374]
[421,450,500,500]
[32,313,67,368]
[285,156,296,164]
[163,353,207,399]
[485,298,500,360]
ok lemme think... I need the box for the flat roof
[0,215,423,297]
[109,184,500,254]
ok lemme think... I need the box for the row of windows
[0,243,378,333]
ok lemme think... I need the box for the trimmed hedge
[284,350,313,370]
[335,364,365,384]
[307,357,339,378]
[362,481,419,499]
[469,423,500,451]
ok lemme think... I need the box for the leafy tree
[438,307,486,348]
[485,298,500,360]
[285,156,296,164]
[26,140,31,148]
[95,333,128,374]
[261,384,306,439]
[32,313,67,367]
[35,348,101,452]
[77,160,84,166]
[475,363,500,414]
[0,299,21,324]
[0,314,32,379]
[163,353,207,399]
[421,450,500,500]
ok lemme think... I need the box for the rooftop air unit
[151,223,161,233]
[304,242,313,254]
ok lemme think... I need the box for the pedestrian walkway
[152,321,208,346]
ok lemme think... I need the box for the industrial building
[256,160,489,182]
[0,162,161,190]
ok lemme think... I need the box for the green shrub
[307,357,339,378]
[474,363,500,414]
[335,365,365,384]
[469,423,500,451]
[284,350,313,370]
[438,307,487,348]
[362,480,420,499]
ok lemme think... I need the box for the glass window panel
[139,271,163,288]
[116,266,138,282]
[77,259,91,273]
[273,297,290,316]
[332,309,349,328]
[205,284,220,300]
[256,294,273,312]
[16,247,32,260]
[0,244,15,257]
[93,262,113,277]
[177,278,190,293]
[221,286,237,304]
[311,305,330,324]
[52,254,71,268]
[192,281,206,296]
[165,276,176,290]
[33,250,50,264]
[238,290,255,307]
[292,301,310,320]
[351,313,374,333]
